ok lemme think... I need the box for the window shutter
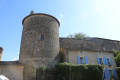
[107,69,110,78]
[105,69,110,80]
[84,56,88,64]
[103,57,108,65]
[97,57,100,64]
[77,56,80,64]
[113,69,117,78]
[102,72,105,80]
[103,57,106,65]
[105,69,108,79]
[110,58,113,65]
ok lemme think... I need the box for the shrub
[116,67,120,79]
[56,63,103,80]
[114,50,120,67]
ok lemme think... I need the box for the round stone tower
[0,47,3,61]
[19,12,60,80]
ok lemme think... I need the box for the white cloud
[58,14,64,22]
[96,8,101,11]
[12,57,19,61]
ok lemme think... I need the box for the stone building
[0,12,119,80]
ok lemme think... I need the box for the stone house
[60,38,118,80]
[0,12,119,80]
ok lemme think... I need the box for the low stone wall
[0,61,23,80]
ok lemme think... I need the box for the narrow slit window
[41,34,44,40]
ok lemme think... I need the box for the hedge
[36,67,57,80]
[116,67,120,79]
[55,63,103,80]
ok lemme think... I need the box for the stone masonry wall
[60,38,120,52]
[0,61,23,80]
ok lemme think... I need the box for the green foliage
[114,50,120,57]
[32,66,36,73]
[36,67,57,80]
[41,66,46,72]
[56,63,103,80]
[116,67,120,79]
[67,32,87,39]
[114,51,120,67]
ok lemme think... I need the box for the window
[80,57,84,64]
[109,70,113,78]
[77,56,88,64]
[98,52,102,57]
[80,51,83,55]
[97,57,103,65]
[41,34,44,40]
[107,58,111,66]
[99,58,103,64]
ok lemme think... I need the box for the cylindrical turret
[0,47,3,61]
[19,12,60,80]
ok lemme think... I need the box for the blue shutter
[103,57,106,65]
[107,69,110,78]
[105,69,110,80]
[110,58,113,65]
[105,69,108,79]
[84,56,88,64]
[77,56,80,64]
[103,57,108,65]
[113,69,117,78]
[97,57,100,64]
[102,72,105,80]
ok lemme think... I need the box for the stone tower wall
[19,13,60,80]
[0,47,3,61]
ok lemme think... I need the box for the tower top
[22,12,60,26]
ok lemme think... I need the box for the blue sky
[1,0,120,61]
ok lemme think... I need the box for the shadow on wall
[0,75,9,80]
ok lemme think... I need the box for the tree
[67,32,87,39]
[114,50,120,67]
